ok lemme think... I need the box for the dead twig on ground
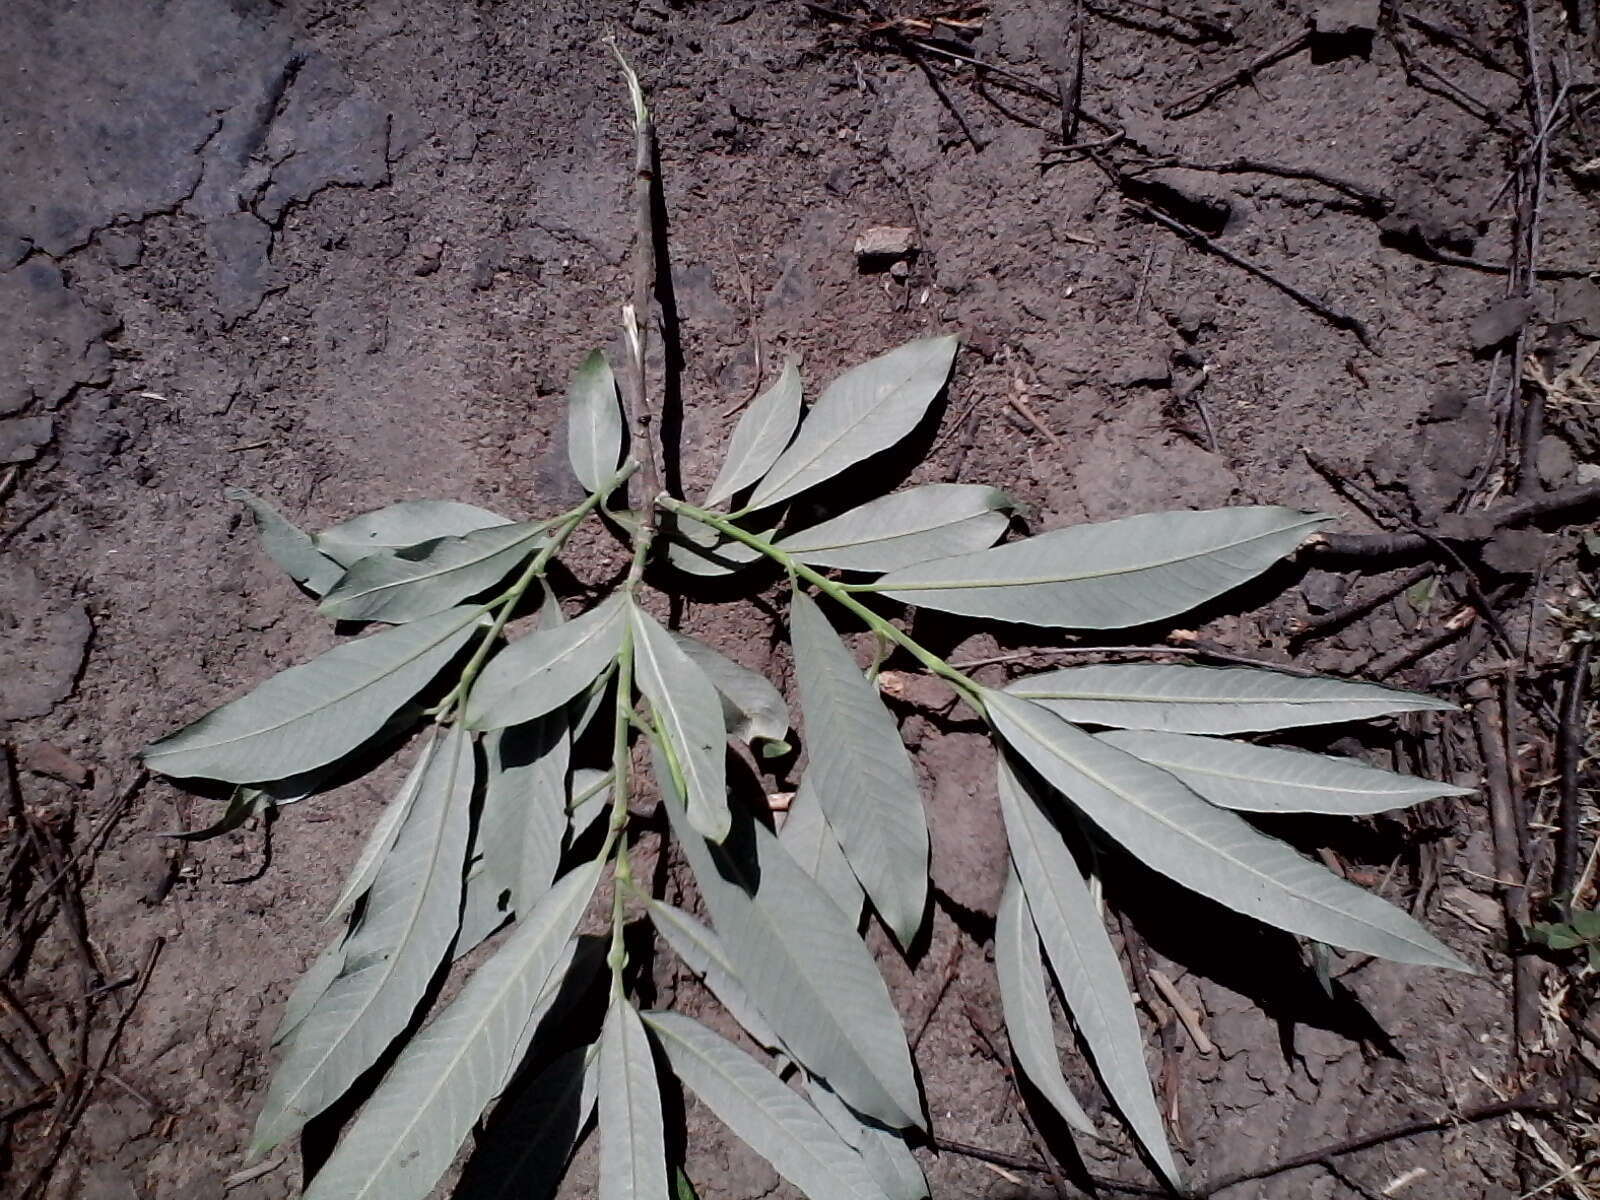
[1126,155,1388,213]
[1469,678,1541,1076]
[17,938,163,1200]
[1126,202,1373,347]
[1305,450,1516,657]
[1054,0,1085,146]
[1291,564,1436,643]
[1164,26,1311,119]
[933,1096,1565,1196]
[1554,643,1592,913]
[1305,481,1600,560]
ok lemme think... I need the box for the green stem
[433,463,638,720]
[606,618,638,1000]
[659,498,988,714]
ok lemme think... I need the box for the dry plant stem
[609,43,665,538]
[1291,564,1435,643]
[1164,27,1311,119]
[1468,678,1540,1073]
[1127,201,1373,347]
[1554,642,1592,912]
[1307,481,1600,559]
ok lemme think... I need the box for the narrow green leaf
[790,590,927,944]
[567,350,624,493]
[647,899,783,1052]
[806,1079,928,1200]
[995,868,1097,1136]
[665,513,771,578]
[458,716,571,954]
[146,604,483,784]
[271,931,350,1049]
[1006,663,1456,734]
[227,487,343,595]
[748,336,959,510]
[778,776,865,923]
[658,745,921,1129]
[777,484,1012,573]
[985,690,1470,971]
[301,860,602,1200]
[643,1012,886,1200]
[670,632,790,748]
[317,501,511,567]
[253,723,476,1156]
[875,508,1330,629]
[674,1168,699,1200]
[632,607,730,842]
[569,767,613,840]
[165,785,273,841]
[1096,730,1473,814]
[600,999,669,1200]
[325,730,440,923]
[996,762,1178,1187]
[319,520,550,624]
[455,1045,596,1200]
[467,595,628,730]
[705,362,803,508]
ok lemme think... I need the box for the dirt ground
[3,1,1599,1197]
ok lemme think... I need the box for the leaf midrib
[752,358,937,507]
[883,516,1324,593]
[265,730,469,1145]
[152,608,480,760]
[328,523,547,607]
[997,697,1445,960]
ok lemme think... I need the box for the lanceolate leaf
[874,507,1329,629]
[778,776,865,923]
[995,762,1178,1187]
[467,595,628,730]
[227,487,343,595]
[665,514,770,578]
[458,716,571,953]
[455,1046,596,1200]
[806,1079,928,1200]
[993,868,1096,1138]
[1096,730,1473,815]
[599,1000,668,1200]
[326,730,440,923]
[643,1012,886,1200]
[705,362,803,508]
[253,723,476,1156]
[777,484,1012,573]
[317,501,511,567]
[790,589,928,945]
[272,931,350,1049]
[985,690,1469,971]
[632,607,730,842]
[567,350,624,493]
[748,336,959,511]
[301,861,603,1200]
[145,605,484,784]
[657,746,921,1129]
[647,898,783,1053]
[167,785,273,841]
[1006,663,1455,734]
[319,520,551,624]
[670,633,790,748]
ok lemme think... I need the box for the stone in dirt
[853,225,917,264]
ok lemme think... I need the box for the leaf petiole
[432,463,639,720]
[658,497,987,714]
